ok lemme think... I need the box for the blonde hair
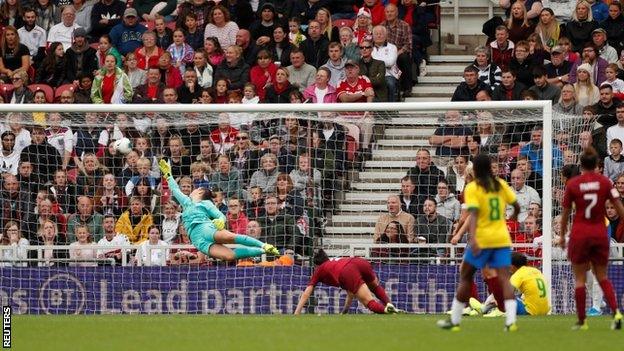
[573,1,593,22]
[507,1,530,29]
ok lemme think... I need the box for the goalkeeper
[159,160,279,260]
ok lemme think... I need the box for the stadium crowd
[0,0,436,266]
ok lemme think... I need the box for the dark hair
[600,83,613,91]
[313,248,329,266]
[521,90,538,100]
[379,220,408,243]
[532,66,547,78]
[473,153,500,192]
[580,147,599,171]
[560,164,580,181]
[464,65,479,74]
[511,251,527,268]
[611,138,623,147]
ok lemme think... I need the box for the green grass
[10,314,622,351]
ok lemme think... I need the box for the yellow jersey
[510,266,550,316]
[463,178,516,248]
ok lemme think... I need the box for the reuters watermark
[2,306,10,349]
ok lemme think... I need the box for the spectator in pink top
[303,67,337,103]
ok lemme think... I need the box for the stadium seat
[89,42,99,50]
[334,19,354,29]
[27,84,54,103]
[54,84,76,102]
[0,83,14,101]
[345,135,357,162]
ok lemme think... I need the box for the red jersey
[308,257,357,287]
[562,172,619,238]
[336,76,373,103]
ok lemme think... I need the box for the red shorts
[338,257,377,294]
[568,235,610,266]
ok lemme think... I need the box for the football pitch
[10,314,622,351]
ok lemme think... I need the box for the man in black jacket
[300,20,329,68]
[451,65,490,101]
[65,28,99,78]
[406,149,445,199]
[20,126,62,182]
[90,0,126,40]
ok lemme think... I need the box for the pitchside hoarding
[0,265,622,314]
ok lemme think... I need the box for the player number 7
[583,193,597,220]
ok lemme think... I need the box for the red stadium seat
[0,83,14,102]
[89,42,99,50]
[54,84,76,102]
[27,84,54,103]
[334,19,354,29]
[345,135,357,162]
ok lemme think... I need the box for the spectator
[528,66,561,103]
[509,40,535,88]
[157,51,183,89]
[18,8,47,67]
[593,84,620,128]
[109,8,147,56]
[607,105,624,149]
[249,49,278,101]
[96,34,122,68]
[93,173,127,216]
[257,194,303,254]
[573,63,600,107]
[91,54,133,104]
[46,113,73,171]
[134,225,168,266]
[286,48,316,92]
[508,168,541,222]
[177,68,202,103]
[563,1,598,52]
[605,63,624,93]
[554,83,583,115]
[116,196,153,244]
[604,138,624,181]
[20,126,60,182]
[268,25,293,67]
[249,2,277,46]
[71,0,93,34]
[264,67,297,103]
[406,149,445,198]
[371,25,400,102]
[275,173,304,217]
[0,174,29,233]
[1,221,29,267]
[65,29,98,79]
[434,179,460,223]
[382,3,413,98]
[373,195,415,243]
[135,31,164,71]
[338,26,360,62]
[135,0,177,22]
[0,26,30,82]
[507,1,536,43]
[371,220,410,261]
[66,195,104,243]
[571,43,609,85]
[414,197,452,257]
[452,65,490,102]
[246,187,264,220]
[316,7,339,43]
[163,87,179,103]
[204,36,225,68]
[492,69,527,101]
[500,0,543,21]
[204,5,239,50]
[358,39,386,101]
[520,126,562,178]
[215,44,250,91]
[321,42,346,87]
[601,2,624,55]
[235,29,260,66]
[210,154,241,199]
[90,0,125,40]
[75,153,105,197]
[398,175,419,216]
[535,8,560,51]
[133,67,166,103]
[590,0,609,22]
[300,20,329,68]
[447,154,472,194]
[545,45,571,88]
[429,110,472,157]
[292,0,326,25]
[167,29,195,76]
[47,6,81,51]
[210,113,238,155]
[191,49,213,89]
[36,219,68,267]
[250,152,280,194]
[162,135,192,179]
[152,16,173,49]
[289,152,321,196]
[0,131,19,175]
[472,46,501,88]
[96,215,130,264]
[303,66,337,103]
[592,27,618,63]
[490,25,514,71]
[35,42,71,87]
[6,70,32,104]
[34,0,59,33]
[124,52,147,89]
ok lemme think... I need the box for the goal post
[0,100,571,314]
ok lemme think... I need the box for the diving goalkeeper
[159,160,279,260]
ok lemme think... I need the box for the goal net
[0,101,616,315]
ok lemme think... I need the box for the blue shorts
[188,222,217,255]
[463,247,511,269]
[516,298,528,316]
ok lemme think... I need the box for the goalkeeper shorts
[188,222,217,255]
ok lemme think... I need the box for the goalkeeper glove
[158,159,172,179]
[212,218,225,230]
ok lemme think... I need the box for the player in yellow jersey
[470,252,550,316]
[438,154,520,332]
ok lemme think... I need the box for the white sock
[451,298,465,325]
[592,278,604,310]
[504,299,517,326]
[483,293,496,306]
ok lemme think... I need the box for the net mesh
[0,103,619,315]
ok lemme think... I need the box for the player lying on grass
[294,249,400,315]
[469,252,550,316]
[159,160,279,261]
[559,148,623,330]
[438,154,520,332]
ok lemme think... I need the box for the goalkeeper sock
[372,285,390,304]
[233,247,265,259]
[485,278,506,312]
[366,300,386,314]
[575,286,587,323]
[504,299,517,326]
[234,234,264,248]
[450,298,465,325]
[598,279,618,313]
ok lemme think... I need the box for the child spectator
[69,225,97,267]
[212,189,228,215]
[182,13,203,50]
[604,138,624,181]
[167,29,195,76]
[604,63,624,97]
[557,36,579,64]
[125,157,159,196]
[190,161,210,189]
[226,196,249,234]
[213,78,229,103]
[134,225,168,266]
[154,16,173,49]
[125,52,147,89]
[288,17,306,47]
[246,186,264,220]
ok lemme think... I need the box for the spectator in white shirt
[0,131,20,175]
[1,221,29,267]
[69,225,98,267]
[17,8,47,66]
[607,105,624,151]
[507,168,541,222]
[135,225,169,266]
[372,25,400,102]
[45,113,74,170]
[47,6,82,51]
[1,112,31,154]
[96,215,130,263]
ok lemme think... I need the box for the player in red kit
[560,148,624,330]
[294,249,400,315]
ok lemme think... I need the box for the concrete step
[428,55,473,63]
[411,86,456,96]
[359,171,408,180]
[390,117,439,124]
[350,182,401,191]
[372,149,419,159]
[424,65,466,76]
[384,128,436,136]
[338,204,387,212]
[377,139,432,147]
[324,227,373,235]
[331,214,380,225]
[418,76,463,84]
[404,97,451,103]
[364,160,413,168]
[345,192,395,201]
